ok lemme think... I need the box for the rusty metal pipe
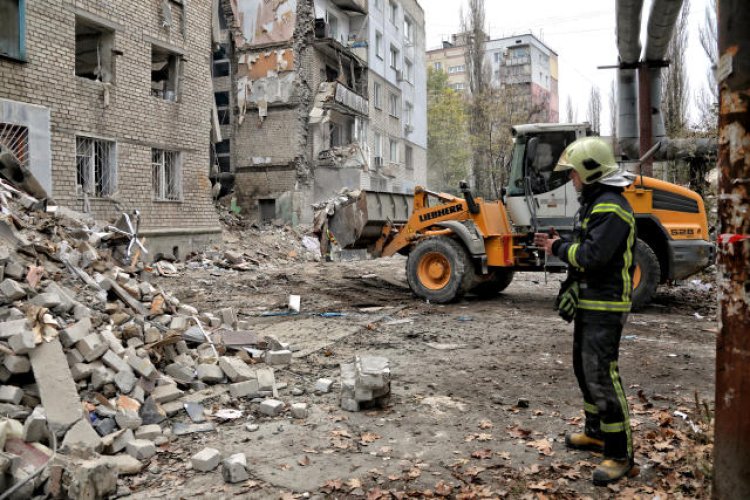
[714,1,750,497]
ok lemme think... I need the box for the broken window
[76,137,116,197]
[326,11,339,42]
[212,44,230,77]
[0,0,24,60]
[405,145,413,170]
[152,149,182,201]
[75,17,115,82]
[0,122,29,171]
[375,31,383,59]
[214,139,231,173]
[374,82,382,109]
[388,93,400,118]
[151,45,182,101]
[215,91,230,125]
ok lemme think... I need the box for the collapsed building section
[216,0,374,224]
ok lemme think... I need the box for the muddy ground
[125,229,717,499]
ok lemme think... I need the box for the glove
[554,279,579,323]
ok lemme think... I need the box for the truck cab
[505,123,714,308]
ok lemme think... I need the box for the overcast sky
[422,0,713,134]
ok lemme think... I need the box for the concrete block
[76,334,108,362]
[340,398,360,412]
[126,354,156,378]
[4,355,30,374]
[61,419,102,453]
[23,406,48,442]
[221,453,248,483]
[115,409,142,430]
[218,308,237,329]
[101,350,130,374]
[8,329,36,355]
[114,370,137,394]
[144,327,161,344]
[256,367,275,391]
[134,424,162,440]
[0,319,30,340]
[229,379,260,399]
[66,457,119,500]
[191,447,221,472]
[100,329,126,356]
[218,356,255,382]
[71,363,93,381]
[0,385,23,404]
[0,279,25,302]
[101,428,134,455]
[3,262,25,281]
[169,316,189,331]
[139,397,166,425]
[265,350,293,366]
[29,292,62,309]
[93,417,118,437]
[290,403,308,419]
[315,378,334,393]
[258,399,284,417]
[165,362,195,384]
[66,348,84,366]
[90,366,115,390]
[60,318,92,348]
[126,439,156,460]
[356,356,391,389]
[197,364,224,383]
[0,365,10,383]
[45,282,77,313]
[151,384,183,404]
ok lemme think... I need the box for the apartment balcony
[311,82,369,118]
[329,0,367,15]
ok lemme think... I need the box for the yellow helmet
[554,137,621,185]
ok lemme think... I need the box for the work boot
[565,432,604,452]
[592,458,638,486]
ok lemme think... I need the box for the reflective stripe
[584,401,599,414]
[601,421,627,433]
[579,299,632,312]
[568,243,582,270]
[591,203,635,225]
[609,361,633,457]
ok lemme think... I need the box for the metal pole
[638,63,654,176]
[714,1,750,498]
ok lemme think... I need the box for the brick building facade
[0,0,220,259]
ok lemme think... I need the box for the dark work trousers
[572,311,633,461]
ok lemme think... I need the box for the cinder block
[191,447,221,472]
[222,453,248,483]
[229,379,259,399]
[126,439,156,460]
[265,350,292,366]
[258,399,284,417]
[76,334,108,362]
[218,356,255,382]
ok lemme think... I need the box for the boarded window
[75,17,114,82]
[152,149,182,201]
[76,137,116,197]
[151,45,182,101]
[0,0,23,60]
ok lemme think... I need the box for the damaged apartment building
[0,0,220,258]
[214,0,426,224]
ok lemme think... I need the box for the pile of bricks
[0,179,306,497]
[340,356,391,412]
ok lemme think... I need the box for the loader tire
[406,237,474,304]
[632,238,660,310]
[471,268,515,298]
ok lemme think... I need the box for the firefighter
[534,136,637,485]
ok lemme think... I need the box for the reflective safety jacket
[552,184,637,313]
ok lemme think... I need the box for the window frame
[75,136,117,198]
[373,81,382,109]
[403,16,413,43]
[389,45,399,70]
[388,1,398,26]
[151,148,183,202]
[388,92,400,118]
[375,31,383,59]
[0,0,26,62]
[404,58,413,83]
[151,44,183,102]
[389,137,399,163]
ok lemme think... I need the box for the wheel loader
[318,123,714,309]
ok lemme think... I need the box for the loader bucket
[325,190,413,249]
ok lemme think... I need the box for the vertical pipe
[715,1,750,498]
[618,69,639,160]
[638,66,653,176]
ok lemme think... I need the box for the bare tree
[697,0,718,132]
[662,0,690,137]
[462,0,492,197]
[587,86,602,134]
[565,95,576,123]
[609,79,618,148]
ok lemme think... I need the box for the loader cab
[505,124,591,231]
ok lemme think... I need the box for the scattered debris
[340,356,391,412]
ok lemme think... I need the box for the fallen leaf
[322,479,343,493]
[527,438,554,456]
[506,425,532,439]
[435,481,453,496]
[278,463,291,471]
[497,451,511,460]
[463,466,485,478]
[471,449,493,459]
[298,456,311,466]
[347,478,363,489]
[331,429,352,438]
[366,487,386,500]
[528,480,554,492]
[360,432,381,444]
[477,433,493,442]
[478,419,493,430]
[406,468,421,479]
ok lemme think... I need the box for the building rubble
[0,176,372,498]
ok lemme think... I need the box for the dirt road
[130,250,716,499]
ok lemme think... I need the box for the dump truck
[318,123,714,309]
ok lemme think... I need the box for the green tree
[427,67,471,192]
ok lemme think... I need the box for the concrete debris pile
[0,178,300,497]
[340,356,391,412]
